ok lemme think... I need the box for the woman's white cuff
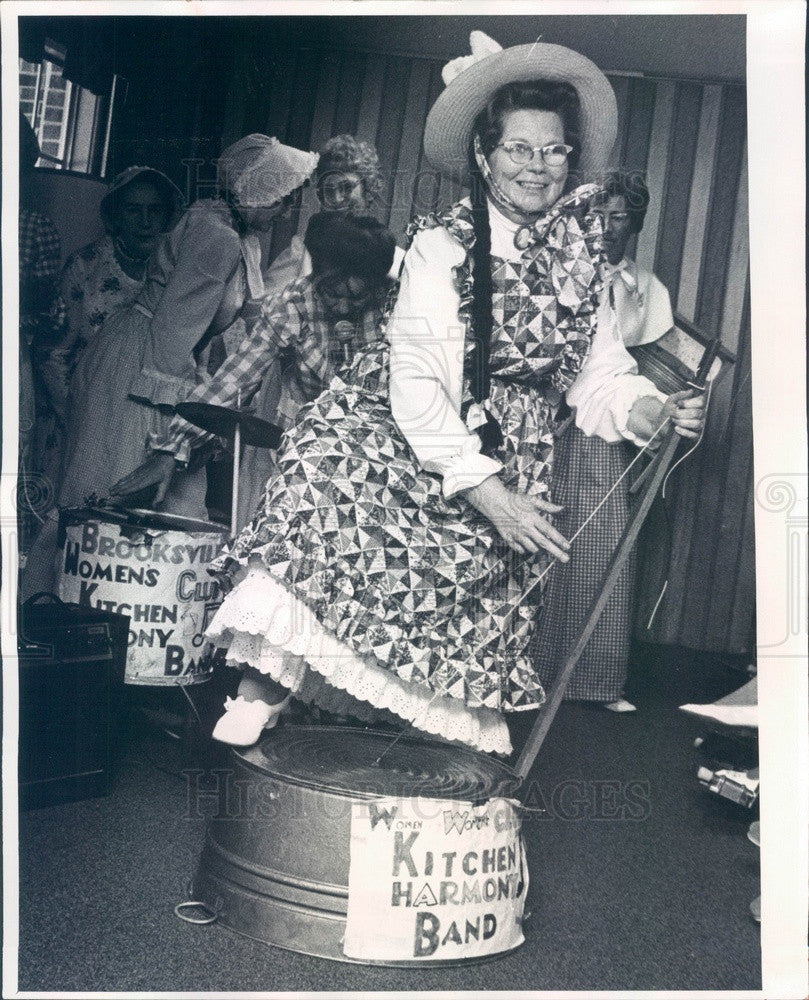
[436,444,503,499]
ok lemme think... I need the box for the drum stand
[175,393,281,536]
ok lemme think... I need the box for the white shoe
[211,694,291,746]
[604,698,637,713]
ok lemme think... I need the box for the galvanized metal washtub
[184,725,527,965]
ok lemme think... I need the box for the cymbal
[175,401,282,448]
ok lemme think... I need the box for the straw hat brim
[100,166,185,231]
[424,42,617,182]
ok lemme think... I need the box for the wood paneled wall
[610,76,754,654]
[225,43,754,655]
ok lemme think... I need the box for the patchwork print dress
[207,195,604,754]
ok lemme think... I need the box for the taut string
[373,410,675,767]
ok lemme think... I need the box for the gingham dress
[530,426,636,701]
[530,261,673,702]
[207,198,604,753]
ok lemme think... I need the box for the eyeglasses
[495,141,573,167]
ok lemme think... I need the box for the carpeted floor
[16,643,761,993]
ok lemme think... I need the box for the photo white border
[2,2,806,998]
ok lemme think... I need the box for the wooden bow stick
[374,341,719,773]
[514,338,721,781]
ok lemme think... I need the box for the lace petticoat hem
[206,562,515,755]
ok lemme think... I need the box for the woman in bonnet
[57,166,184,380]
[189,36,705,751]
[21,135,318,598]
[20,164,182,597]
[55,135,318,518]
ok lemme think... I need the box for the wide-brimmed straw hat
[217,134,319,208]
[424,31,617,182]
[100,166,185,231]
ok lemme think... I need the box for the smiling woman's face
[318,171,368,214]
[486,109,569,221]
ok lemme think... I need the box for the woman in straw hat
[124,36,704,752]
[22,135,318,598]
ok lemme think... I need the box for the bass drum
[57,506,229,686]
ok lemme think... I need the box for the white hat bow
[441,31,503,85]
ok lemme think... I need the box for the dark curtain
[18,17,233,195]
[20,18,114,95]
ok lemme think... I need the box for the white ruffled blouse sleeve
[387,225,503,498]
[566,297,668,446]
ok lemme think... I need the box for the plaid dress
[207,197,606,752]
[164,274,391,461]
[19,208,62,298]
[160,274,391,530]
[19,209,65,553]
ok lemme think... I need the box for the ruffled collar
[415,196,528,261]
[402,194,607,451]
